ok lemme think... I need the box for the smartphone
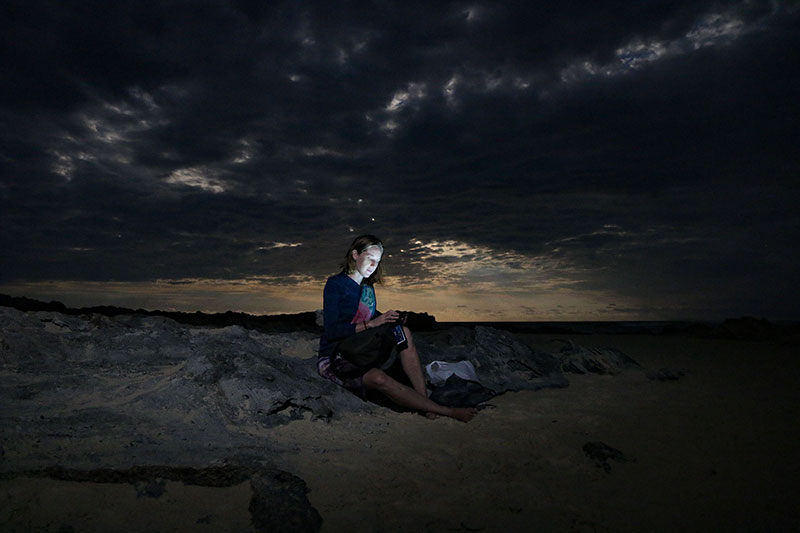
[391,324,408,350]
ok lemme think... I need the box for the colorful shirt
[352,283,376,325]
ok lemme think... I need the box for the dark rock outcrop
[1,309,577,464]
[0,303,639,530]
[557,340,640,375]
[0,293,320,333]
[662,316,800,339]
[428,375,497,408]
[0,305,369,472]
[417,326,569,394]
[1,305,644,474]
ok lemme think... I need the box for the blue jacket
[318,272,378,360]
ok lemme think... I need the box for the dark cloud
[1,0,799,318]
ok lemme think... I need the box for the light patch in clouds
[385,82,427,113]
[462,5,482,23]
[302,146,344,157]
[549,224,635,244]
[83,90,166,142]
[50,151,76,180]
[443,75,460,107]
[377,79,427,132]
[232,138,256,164]
[336,38,369,65]
[482,71,505,91]
[616,40,669,70]
[560,9,752,84]
[686,12,746,49]
[512,77,531,90]
[401,239,582,293]
[380,118,399,134]
[81,115,126,143]
[256,242,303,250]
[165,167,227,193]
[45,91,169,179]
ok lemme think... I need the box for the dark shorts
[317,346,398,398]
[317,354,367,396]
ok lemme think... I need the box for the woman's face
[352,245,383,279]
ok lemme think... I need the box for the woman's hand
[368,310,401,328]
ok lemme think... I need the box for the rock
[2,305,639,474]
[0,305,370,472]
[402,311,437,331]
[416,326,568,394]
[0,293,320,333]
[470,327,569,391]
[661,316,800,339]
[720,316,776,339]
[582,442,628,472]
[558,340,639,375]
[429,376,496,407]
[250,470,323,532]
[423,326,475,347]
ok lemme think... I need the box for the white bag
[425,360,478,386]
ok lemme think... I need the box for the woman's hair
[341,234,385,285]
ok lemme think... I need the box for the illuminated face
[352,245,383,280]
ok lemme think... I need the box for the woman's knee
[401,326,416,347]
[363,368,390,389]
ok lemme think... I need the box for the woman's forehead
[362,245,383,256]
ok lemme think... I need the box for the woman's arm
[322,279,357,340]
[367,309,401,327]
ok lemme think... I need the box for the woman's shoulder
[324,272,351,288]
[325,271,345,282]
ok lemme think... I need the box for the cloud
[1,1,799,319]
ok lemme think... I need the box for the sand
[1,477,253,532]
[266,333,800,532]
[3,332,799,531]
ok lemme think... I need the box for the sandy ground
[267,333,800,532]
[1,478,253,532]
[3,333,799,532]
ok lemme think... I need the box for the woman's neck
[347,272,363,284]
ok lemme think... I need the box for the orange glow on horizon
[0,278,666,321]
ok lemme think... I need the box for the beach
[266,333,800,531]
[2,310,799,531]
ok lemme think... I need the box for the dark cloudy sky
[2,1,798,321]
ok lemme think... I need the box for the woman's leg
[397,327,428,397]
[362,368,477,422]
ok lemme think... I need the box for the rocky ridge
[1,304,642,530]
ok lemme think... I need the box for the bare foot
[425,412,439,420]
[449,407,478,422]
